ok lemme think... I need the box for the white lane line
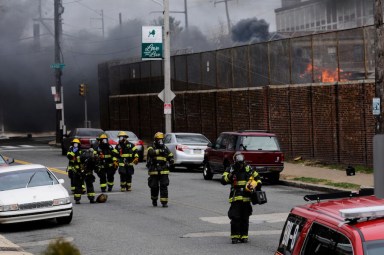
[200,213,289,225]
[182,230,281,238]
[19,145,34,148]
[18,237,74,247]
[0,146,18,149]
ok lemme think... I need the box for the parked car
[104,130,145,162]
[0,164,73,224]
[164,132,211,171]
[275,188,384,255]
[203,130,284,183]
[0,154,14,167]
[61,128,103,155]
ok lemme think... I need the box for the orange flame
[300,63,352,82]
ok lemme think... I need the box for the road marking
[200,213,289,225]
[182,230,281,238]
[18,237,74,247]
[14,159,68,175]
[19,145,34,148]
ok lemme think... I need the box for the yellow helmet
[118,131,128,137]
[96,194,108,203]
[72,138,81,144]
[154,132,164,139]
[99,133,108,139]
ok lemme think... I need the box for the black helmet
[96,193,108,203]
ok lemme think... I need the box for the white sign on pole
[373,98,380,115]
[158,89,176,102]
[164,103,172,114]
[142,26,163,60]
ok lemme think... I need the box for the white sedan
[164,132,211,171]
[0,164,73,224]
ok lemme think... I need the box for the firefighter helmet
[99,133,108,139]
[96,193,108,203]
[71,138,81,144]
[154,132,164,140]
[233,152,245,163]
[117,131,128,137]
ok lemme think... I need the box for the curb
[0,235,32,255]
[279,180,355,193]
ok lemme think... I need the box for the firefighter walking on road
[94,133,119,192]
[146,132,174,207]
[115,131,139,192]
[79,148,97,203]
[221,152,262,244]
[66,139,85,204]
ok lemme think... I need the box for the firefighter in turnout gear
[221,152,262,244]
[79,148,97,203]
[66,139,85,204]
[115,131,139,192]
[146,132,174,207]
[95,133,119,192]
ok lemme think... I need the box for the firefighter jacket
[115,141,139,167]
[67,146,82,173]
[95,144,119,169]
[221,164,262,203]
[146,144,174,175]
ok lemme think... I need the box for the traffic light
[79,83,86,96]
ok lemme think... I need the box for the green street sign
[50,63,66,69]
[141,43,163,60]
[142,26,162,60]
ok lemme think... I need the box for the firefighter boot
[152,200,157,207]
[127,183,132,191]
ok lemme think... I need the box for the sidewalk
[281,162,374,192]
[0,235,32,255]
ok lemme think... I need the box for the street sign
[50,63,66,69]
[158,89,176,102]
[142,26,163,60]
[164,103,172,114]
[373,98,380,115]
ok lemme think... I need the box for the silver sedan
[164,132,211,171]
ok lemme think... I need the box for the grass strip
[292,177,361,190]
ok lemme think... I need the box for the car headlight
[0,204,19,212]
[53,197,71,206]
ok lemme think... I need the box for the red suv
[203,130,284,183]
[275,188,384,255]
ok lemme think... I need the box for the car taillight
[109,140,118,145]
[176,145,188,151]
[80,138,89,145]
[135,140,144,146]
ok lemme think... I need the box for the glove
[113,161,119,169]
[99,154,104,159]
[132,158,139,165]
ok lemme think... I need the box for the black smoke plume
[231,17,270,43]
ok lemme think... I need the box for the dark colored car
[104,130,145,162]
[61,128,103,155]
[203,130,284,183]
[0,154,14,167]
[275,188,384,255]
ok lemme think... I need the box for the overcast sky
[61,0,281,37]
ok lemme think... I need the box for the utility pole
[91,10,105,38]
[373,0,384,198]
[150,0,189,30]
[214,0,232,33]
[164,0,172,133]
[54,0,64,144]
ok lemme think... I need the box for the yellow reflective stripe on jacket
[236,180,247,186]
[223,172,230,183]
[155,156,167,161]
[121,153,133,157]
[160,170,169,174]
[229,196,251,203]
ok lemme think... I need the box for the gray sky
[62,0,281,37]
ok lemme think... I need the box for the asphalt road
[0,138,318,255]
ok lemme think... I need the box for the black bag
[251,190,267,205]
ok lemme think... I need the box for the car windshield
[0,168,58,191]
[175,134,210,144]
[105,131,138,140]
[365,240,384,255]
[76,129,103,136]
[240,136,280,151]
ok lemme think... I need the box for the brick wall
[108,81,376,167]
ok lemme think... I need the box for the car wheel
[203,162,213,180]
[57,210,73,225]
[269,173,280,184]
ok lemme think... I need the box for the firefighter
[94,133,119,192]
[66,138,85,204]
[79,148,97,203]
[221,152,262,244]
[146,132,174,207]
[115,131,139,192]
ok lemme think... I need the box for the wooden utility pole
[375,0,384,134]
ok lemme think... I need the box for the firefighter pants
[148,174,169,205]
[228,201,253,240]
[119,166,134,190]
[68,169,75,193]
[97,166,116,191]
